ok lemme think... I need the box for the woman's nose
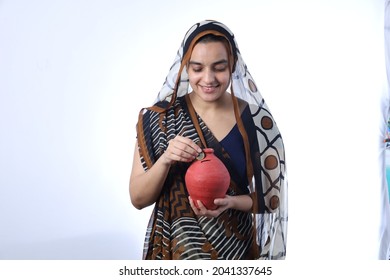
[203,69,215,83]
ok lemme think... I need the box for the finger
[196,201,221,218]
[188,196,200,215]
[172,145,197,160]
[196,200,209,214]
[166,141,196,162]
[169,137,196,155]
[213,197,228,207]
[175,136,203,155]
[188,196,195,207]
[170,148,195,162]
[161,146,188,164]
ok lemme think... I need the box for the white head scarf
[155,20,264,106]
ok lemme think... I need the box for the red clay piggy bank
[185,148,230,210]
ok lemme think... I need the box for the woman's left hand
[189,195,232,218]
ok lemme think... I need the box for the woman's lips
[200,85,219,93]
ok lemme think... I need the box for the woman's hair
[196,33,227,44]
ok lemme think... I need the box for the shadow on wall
[0,232,140,260]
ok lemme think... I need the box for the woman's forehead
[190,42,228,59]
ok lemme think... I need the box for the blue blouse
[220,106,251,184]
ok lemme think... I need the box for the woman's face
[188,41,231,102]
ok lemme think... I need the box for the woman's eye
[214,67,227,72]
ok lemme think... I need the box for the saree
[136,20,288,259]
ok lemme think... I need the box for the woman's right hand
[161,135,203,165]
[130,135,202,209]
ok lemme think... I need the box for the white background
[0,0,388,261]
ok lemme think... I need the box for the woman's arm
[129,136,202,210]
[129,143,170,209]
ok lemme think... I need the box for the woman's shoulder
[152,97,185,111]
[141,97,185,120]
[152,100,171,111]
[142,100,170,115]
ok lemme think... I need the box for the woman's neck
[188,91,232,117]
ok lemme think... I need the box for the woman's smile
[199,84,220,93]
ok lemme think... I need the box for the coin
[196,152,205,160]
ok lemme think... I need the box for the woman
[129,20,287,260]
